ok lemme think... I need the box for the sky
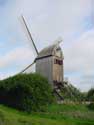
[0,0,94,92]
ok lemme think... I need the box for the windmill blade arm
[20,61,35,73]
[21,15,39,55]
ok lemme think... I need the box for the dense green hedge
[0,73,54,112]
[86,88,94,101]
[87,103,94,110]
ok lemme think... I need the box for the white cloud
[0,71,17,80]
[64,29,94,73]
[1,0,92,47]
[64,29,94,91]
[0,46,35,69]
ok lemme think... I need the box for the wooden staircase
[53,82,64,101]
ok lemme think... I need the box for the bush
[0,73,54,112]
[86,88,94,101]
[87,102,94,110]
[61,84,83,102]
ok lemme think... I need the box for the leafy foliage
[86,88,94,101]
[0,73,54,112]
[61,84,83,102]
[87,102,94,110]
[86,88,94,110]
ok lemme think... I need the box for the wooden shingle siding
[36,44,64,88]
[36,56,53,86]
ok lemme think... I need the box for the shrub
[86,88,94,101]
[0,73,54,112]
[87,102,94,110]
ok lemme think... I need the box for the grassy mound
[0,73,54,112]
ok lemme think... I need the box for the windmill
[20,15,64,100]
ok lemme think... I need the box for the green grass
[0,104,94,125]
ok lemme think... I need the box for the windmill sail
[20,15,39,73]
[20,61,35,73]
[21,15,39,55]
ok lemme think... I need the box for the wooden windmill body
[35,44,64,88]
[21,16,64,90]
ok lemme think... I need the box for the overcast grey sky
[0,0,94,91]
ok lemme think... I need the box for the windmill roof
[36,44,61,60]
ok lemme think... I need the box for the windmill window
[54,59,63,65]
